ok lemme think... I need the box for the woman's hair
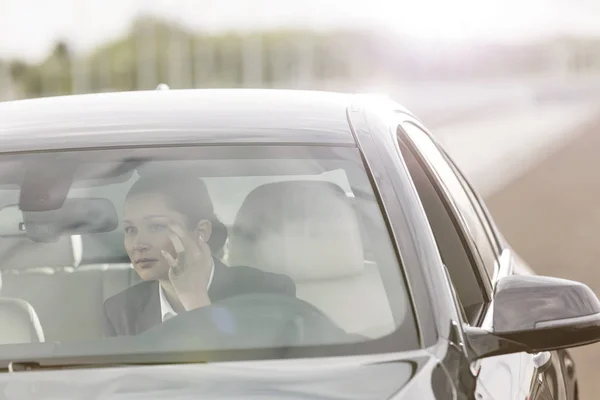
[126,174,228,254]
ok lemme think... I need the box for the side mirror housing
[466,275,600,359]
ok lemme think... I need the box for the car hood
[0,351,445,399]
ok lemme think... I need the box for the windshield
[0,144,417,364]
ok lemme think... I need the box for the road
[429,99,600,399]
[433,101,600,197]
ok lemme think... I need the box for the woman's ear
[195,220,213,244]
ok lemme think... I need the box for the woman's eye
[149,223,167,232]
[124,226,136,235]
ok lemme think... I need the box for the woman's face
[123,193,189,281]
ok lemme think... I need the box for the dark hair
[126,175,228,254]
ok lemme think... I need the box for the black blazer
[102,259,296,337]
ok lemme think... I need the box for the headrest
[228,181,364,282]
[79,231,130,266]
[0,298,44,344]
[0,236,76,271]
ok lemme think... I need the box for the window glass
[0,145,417,362]
[401,123,498,282]
[397,134,485,323]
[443,152,502,257]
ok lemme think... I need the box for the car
[0,88,595,400]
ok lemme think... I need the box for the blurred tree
[4,14,586,100]
[3,17,372,98]
[54,41,71,60]
[9,60,27,80]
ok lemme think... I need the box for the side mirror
[466,275,600,359]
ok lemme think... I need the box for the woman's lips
[134,258,158,268]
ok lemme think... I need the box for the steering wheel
[140,293,357,349]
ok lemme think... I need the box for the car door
[394,117,566,400]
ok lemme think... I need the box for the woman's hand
[161,224,213,311]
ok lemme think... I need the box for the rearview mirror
[465,275,600,359]
[0,198,119,242]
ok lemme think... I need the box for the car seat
[227,180,396,337]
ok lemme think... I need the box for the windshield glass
[0,144,417,363]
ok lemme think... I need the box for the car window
[397,133,486,324]
[400,122,499,284]
[441,150,503,265]
[0,144,418,361]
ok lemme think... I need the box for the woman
[102,174,296,337]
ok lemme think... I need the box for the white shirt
[159,258,215,322]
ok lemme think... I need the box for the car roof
[0,89,364,153]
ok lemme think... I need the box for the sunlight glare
[372,0,546,44]
[395,0,499,42]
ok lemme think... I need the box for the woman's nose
[131,236,151,251]
[133,242,150,251]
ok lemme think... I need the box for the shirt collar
[159,257,215,322]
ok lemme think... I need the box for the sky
[1,0,600,62]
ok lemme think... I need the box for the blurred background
[2,0,600,396]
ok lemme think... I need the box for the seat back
[0,297,44,344]
[0,236,102,341]
[228,180,395,337]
